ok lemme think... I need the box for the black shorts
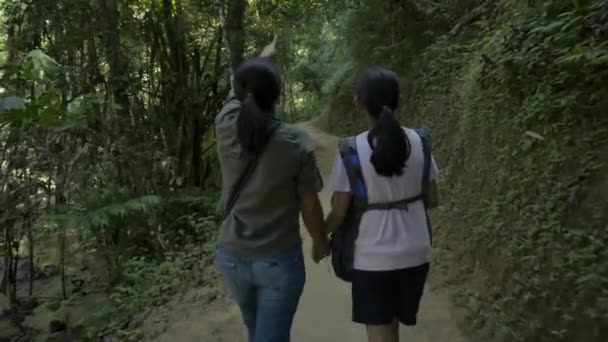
[352,263,429,326]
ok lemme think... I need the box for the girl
[325,67,439,342]
[215,57,329,342]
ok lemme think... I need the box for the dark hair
[233,58,282,155]
[356,67,410,177]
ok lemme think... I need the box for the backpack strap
[366,194,425,211]
[413,128,432,202]
[413,128,433,244]
[223,122,281,220]
[338,136,367,206]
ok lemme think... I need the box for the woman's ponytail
[368,106,410,177]
[237,93,272,155]
[233,58,282,156]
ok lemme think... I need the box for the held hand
[311,238,330,264]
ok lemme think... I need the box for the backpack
[329,128,433,282]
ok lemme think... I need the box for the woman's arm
[301,193,326,242]
[426,180,439,209]
[227,36,278,100]
[325,191,352,234]
[301,193,329,263]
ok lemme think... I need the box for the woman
[215,56,329,342]
[325,67,439,342]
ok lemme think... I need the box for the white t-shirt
[329,127,439,271]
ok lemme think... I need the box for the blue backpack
[329,128,433,282]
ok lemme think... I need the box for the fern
[44,195,162,234]
[79,195,161,231]
[166,189,218,206]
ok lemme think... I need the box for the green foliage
[317,0,608,340]
[65,195,162,233]
[78,190,220,340]
[91,247,217,341]
[405,1,608,341]
[0,50,83,125]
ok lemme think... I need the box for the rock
[40,265,60,279]
[80,276,100,295]
[67,271,101,295]
[46,326,84,342]
[0,294,9,316]
[11,312,26,325]
[16,260,41,281]
[46,331,75,342]
[128,312,146,329]
[49,320,67,333]
[46,300,62,312]
[17,297,39,314]
[103,335,121,342]
[0,320,20,342]
[68,271,89,293]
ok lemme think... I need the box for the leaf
[525,131,545,141]
[39,109,60,125]
[555,53,585,65]
[23,50,61,79]
[590,53,608,65]
[530,21,565,34]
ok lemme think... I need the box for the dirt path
[147,123,465,342]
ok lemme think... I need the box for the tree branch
[449,0,494,39]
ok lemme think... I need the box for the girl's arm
[325,192,352,234]
[426,180,439,209]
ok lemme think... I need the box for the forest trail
[146,123,465,342]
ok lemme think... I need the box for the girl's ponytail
[356,67,410,177]
[368,106,410,177]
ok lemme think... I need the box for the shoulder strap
[223,122,281,220]
[338,136,367,204]
[413,128,432,201]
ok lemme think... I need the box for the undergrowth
[77,190,221,341]
[88,245,218,341]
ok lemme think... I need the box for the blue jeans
[216,245,306,342]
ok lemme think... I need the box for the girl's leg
[251,246,306,342]
[396,263,429,326]
[366,322,399,342]
[391,319,400,340]
[216,247,257,341]
[353,270,399,341]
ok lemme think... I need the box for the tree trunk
[97,0,131,118]
[8,229,18,306]
[59,226,67,300]
[0,226,10,294]
[222,0,247,73]
[28,222,34,297]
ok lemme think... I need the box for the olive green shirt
[215,97,323,257]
